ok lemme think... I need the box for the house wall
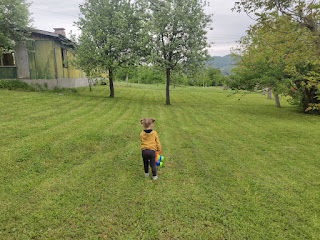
[54,43,86,79]
[20,78,91,89]
[27,40,37,79]
[27,40,86,81]
[14,39,87,89]
[55,42,64,79]
[1,35,89,87]
[15,41,31,79]
[28,40,57,79]
[66,52,86,79]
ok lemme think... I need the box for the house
[0,28,88,89]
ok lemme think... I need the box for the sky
[27,0,254,56]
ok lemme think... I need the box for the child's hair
[140,117,155,129]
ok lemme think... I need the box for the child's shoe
[145,173,149,177]
[152,176,158,180]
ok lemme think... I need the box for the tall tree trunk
[166,68,171,105]
[88,77,92,92]
[109,68,114,98]
[274,92,281,107]
[267,88,272,99]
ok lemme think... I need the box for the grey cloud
[27,0,253,56]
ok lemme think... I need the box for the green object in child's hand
[156,153,164,167]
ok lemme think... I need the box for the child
[140,117,161,180]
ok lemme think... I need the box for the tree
[231,14,318,109]
[207,67,224,86]
[148,0,211,105]
[76,0,147,98]
[233,0,320,112]
[185,65,220,87]
[233,0,320,50]
[72,31,101,91]
[0,0,31,52]
[114,65,137,84]
[170,67,188,87]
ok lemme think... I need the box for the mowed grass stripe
[1,93,144,237]
[155,93,243,238]
[2,134,139,238]
[0,92,101,147]
[0,84,319,239]
[159,87,319,239]
[1,88,140,182]
[0,95,126,199]
[162,86,317,239]
[0,95,131,185]
[2,90,161,238]
[132,94,219,238]
[170,90,318,238]
[2,93,112,148]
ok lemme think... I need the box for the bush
[0,80,36,91]
[115,66,165,84]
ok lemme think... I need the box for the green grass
[0,83,319,239]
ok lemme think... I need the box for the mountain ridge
[207,54,236,75]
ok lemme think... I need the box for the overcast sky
[27,0,254,56]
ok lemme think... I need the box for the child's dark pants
[142,149,157,176]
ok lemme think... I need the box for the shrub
[0,80,36,91]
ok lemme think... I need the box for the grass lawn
[0,83,319,239]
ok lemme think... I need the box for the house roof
[31,29,74,46]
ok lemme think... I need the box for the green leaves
[231,3,320,113]
[75,0,212,102]
[150,0,211,68]
[75,0,150,96]
[147,0,212,104]
[0,0,31,52]
[76,0,147,70]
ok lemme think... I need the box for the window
[61,48,68,68]
[0,53,15,66]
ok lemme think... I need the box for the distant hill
[207,55,237,75]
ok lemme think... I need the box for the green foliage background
[230,1,320,113]
[0,0,31,52]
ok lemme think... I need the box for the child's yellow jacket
[140,130,161,152]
